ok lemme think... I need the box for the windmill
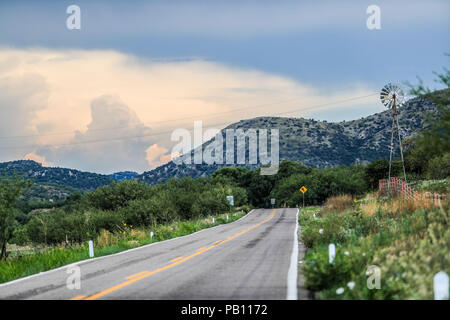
[380,83,407,183]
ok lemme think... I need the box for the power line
[0,96,305,140]
[0,92,378,150]
[0,92,377,140]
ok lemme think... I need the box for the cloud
[146,144,179,169]
[23,152,52,167]
[0,72,49,162]
[0,48,378,172]
[35,95,154,174]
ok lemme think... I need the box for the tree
[0,175,31,259]
[86,180,151,211]
[211,166,250,186]
[404,59,450,179]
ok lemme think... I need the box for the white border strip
[286,208,299,300]
[0,209,256,288]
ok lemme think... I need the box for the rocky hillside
[108,171,139,181]
[137,92,443,185]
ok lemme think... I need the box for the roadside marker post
[150,231,154,240]
[434,272,449,300]
[329,243,336,264]
[88,240,94,258]
[212,217,215,224]
[271,198,275,208]
[226,214,229,221]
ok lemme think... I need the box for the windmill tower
[380,83,407,182]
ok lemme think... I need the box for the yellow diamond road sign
[300,186,307,194]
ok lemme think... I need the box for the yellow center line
[77,209,277,300]
[195,247,207,252]
[126,271,150,280]
[170,256,184,263]
[70,295,86,300]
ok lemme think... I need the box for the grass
[324,194,354,212]
[0,210,248,284]
[299,194,449,299]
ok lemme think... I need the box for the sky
[0,0,448,173]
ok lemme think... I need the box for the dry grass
[324,194,354,212]
[95,229,119,247]
[360,197,379,216]
[359,192,443,217]
[129,229,147,240]
[382,196,436,215]
[359,192,442,217]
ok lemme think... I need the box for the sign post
[299,186,307,208]
[270,198,275,208]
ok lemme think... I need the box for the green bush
[425,153,450,179]
[303,246,357,291]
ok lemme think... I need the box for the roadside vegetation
[300,194,449,299]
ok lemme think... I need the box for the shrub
[303,247,356,291]
[425,153,450,179]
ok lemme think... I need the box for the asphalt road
[0,208,307,300]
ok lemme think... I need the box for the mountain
[0,160,112,191]
[108,171,139,181]
[137,92,444,185]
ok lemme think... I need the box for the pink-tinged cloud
[146,144,181,169]
[23,152,52,167]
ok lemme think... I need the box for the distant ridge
[0,160,112,190]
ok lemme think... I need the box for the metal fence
[379,177,446,204]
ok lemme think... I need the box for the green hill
[0,160,113,201]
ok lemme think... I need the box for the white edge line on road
[287,208,299,300]
[0,209,257,288]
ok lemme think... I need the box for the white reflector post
[88,240,94,258]
[329,243,336,264]
[434,272,449,300]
